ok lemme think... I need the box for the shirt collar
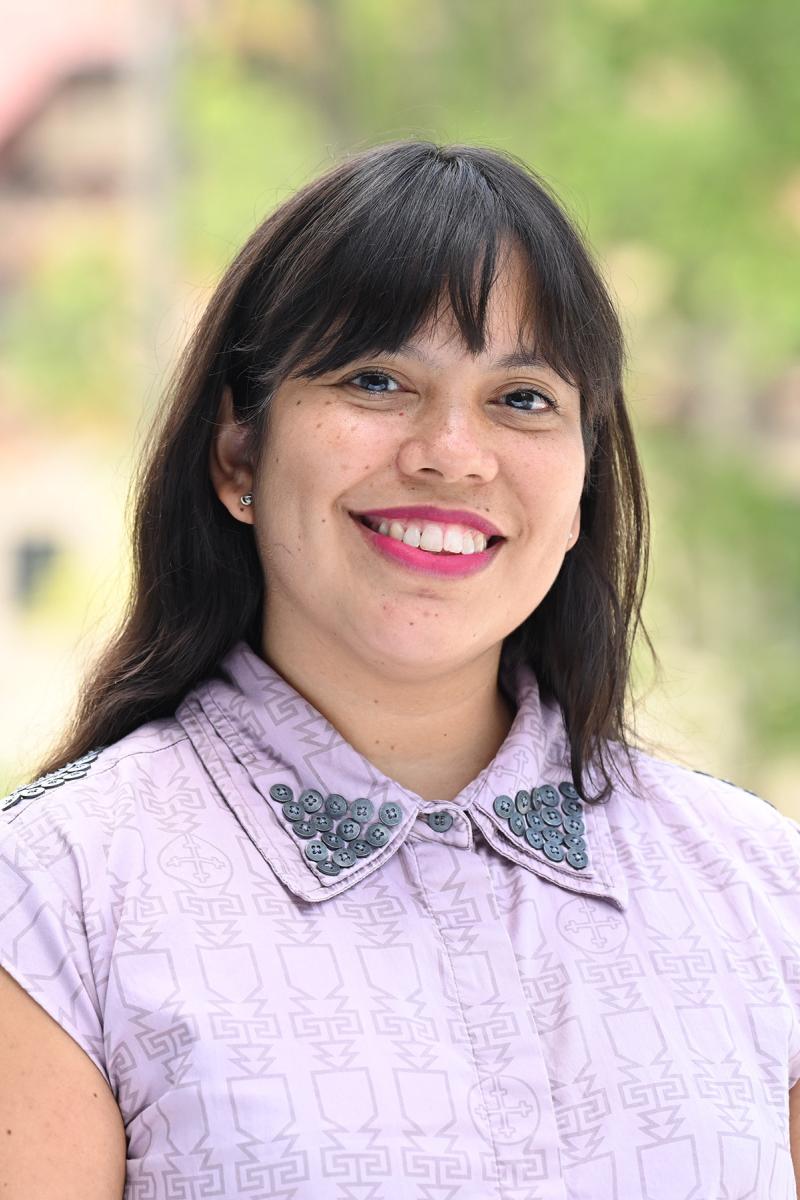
[176,641,628,911]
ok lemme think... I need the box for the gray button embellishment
[267,784,406,878]
[325,794,348,818]
[366,822,391,847]
[492,780,589,871]
[379,801,403,827]
[493,795,514,819]
[300,789,324,814]
[336,818,361,842]
[350,798,374,822]
[426,811,454,833]
[1,748,104,813]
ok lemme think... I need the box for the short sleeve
[0,821,109,1085]
[781,814,800,1088]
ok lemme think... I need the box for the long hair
[34,139,652,802]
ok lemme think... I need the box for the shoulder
[626,746,788,822]
[611,745,800,881]
[0,717,199,862]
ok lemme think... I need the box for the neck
[259,626,516,804]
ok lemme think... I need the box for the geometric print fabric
[0,639,798,1198]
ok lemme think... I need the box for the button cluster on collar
[269,783,405,877]
[1,748,103,813]
[492,781,589,870]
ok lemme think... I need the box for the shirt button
[293,819,316,839]
[317,859,341,876]
[62,766,90,780]
[305,841,328,862]
[333,847,357,868]
[336,818,362,842]
[312,813,333,833]
[270,783,294,803]
[325,794,348,818]
[535,784,559,806]
[541,805,562,827]
[427,811,454,832]
[515,789,532,814]
[366,823,391,847]
[493,795,514,819]
[281,801,303,822]
[350,798,374,822]
[542,840,566,863]
[379,801,404,827]
[351,839,373,858]
[563,834,586,851]
[563,814,585,837]
[526,811,544,831]
[566,846,589,870]
[561,796,583,817]
[300,789,324,814]
[559,781,580,800]
[542,828,564,845]
[525,828,544,850]
[321,831,344,851]
[508,812,527,837]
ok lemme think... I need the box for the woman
[1,140,798,1199]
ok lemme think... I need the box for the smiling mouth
[352,513,503,554]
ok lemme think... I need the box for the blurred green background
[1,0,798,816]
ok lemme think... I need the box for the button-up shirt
[1,640,799,1198]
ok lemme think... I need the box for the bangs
[221,143,623,439]
[231,144,622,434]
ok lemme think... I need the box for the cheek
[513,441,585,521]
[260,410,385,521]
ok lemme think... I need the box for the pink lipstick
[351,514,504,578]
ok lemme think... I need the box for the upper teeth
[363,516,491,554]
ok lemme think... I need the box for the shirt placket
[407,807,569,1200]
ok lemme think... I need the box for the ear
[209,385,255,525]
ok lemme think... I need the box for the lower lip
[351,516,504,578]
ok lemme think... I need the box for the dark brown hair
[35,139,652,802]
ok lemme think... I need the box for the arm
[0,966,126,1199]
[791,1079,800,1199]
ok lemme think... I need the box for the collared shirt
[1,640,798,1199]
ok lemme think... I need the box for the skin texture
[791,1083,800,1197]
[210,247,584,802]
[0,965,127,1198]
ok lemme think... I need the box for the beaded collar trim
[1,748,103,813]
[266,777,588,882]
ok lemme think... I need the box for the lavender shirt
[1,641,798,1199]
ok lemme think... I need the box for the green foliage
[4,238,131,419]
[177,50,327,271]
[640,425,800,759]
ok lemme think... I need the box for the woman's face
[218,248,586,680]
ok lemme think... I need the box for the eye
[501,388,559,414]
[345,371,402,394]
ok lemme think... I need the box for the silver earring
[240,493,253,506]
[567,532,574,542]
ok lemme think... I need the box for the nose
[395,395,499,484]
